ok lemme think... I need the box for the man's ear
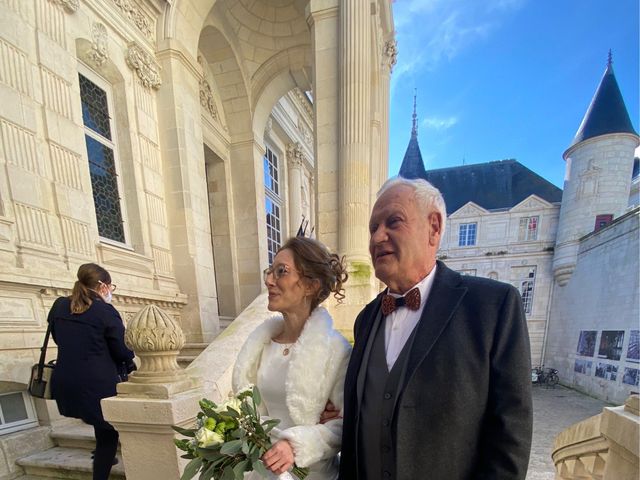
[428,211,442,246]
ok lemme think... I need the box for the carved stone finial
[88,23,109,67]
[126,42,161,89]
[384,39,398,71]
[50,0,79,13]
[124,304,185,384]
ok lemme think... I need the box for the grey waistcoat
[357,312,416,480]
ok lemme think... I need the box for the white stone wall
[545,209,640,404]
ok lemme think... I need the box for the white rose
[195,427,224,448]
[216,397,242,413]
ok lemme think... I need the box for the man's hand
[319,400,341,424]
[262,440,295,475]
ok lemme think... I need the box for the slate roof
[422,160,563,214]
[570,59,638,148]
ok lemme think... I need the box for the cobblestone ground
[527,384,609,480]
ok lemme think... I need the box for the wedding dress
[243,341,338,480]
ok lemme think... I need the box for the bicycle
[531,366,559,387]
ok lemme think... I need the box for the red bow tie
[381,287,421,316]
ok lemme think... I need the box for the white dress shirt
[384,264,437,371]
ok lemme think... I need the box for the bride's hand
[262,440,295,475]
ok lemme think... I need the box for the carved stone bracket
[384,39,398,71]
[292,88,313,119]
[297,118,313,147]
[286,142,305,168]
[88,23,109,67]
[199,78,219,120]
[126,42,161,89]
[112,0,153,39]
[50,0,79,13]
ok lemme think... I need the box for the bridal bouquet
[173,386,308,480]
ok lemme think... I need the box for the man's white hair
[376,176,447,237]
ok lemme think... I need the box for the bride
[232,237,351,479]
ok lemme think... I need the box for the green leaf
[233,459,249,479]
[180,454,196,460]
[175,439,192,451]
[198,462,216,480]
[173,425,196,437]
[196,449,224,462]
[252,385,262,407]
[180,457,203,480]
[225,407,239,418]
[241,440,250,455]
[252,460,269,477]
[221,466,235,480]
[220,439,243,455]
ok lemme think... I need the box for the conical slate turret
[570,51,638,148]
[399,91,427,179]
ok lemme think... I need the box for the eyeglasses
[263,264,302,283]
[99,281,117,292]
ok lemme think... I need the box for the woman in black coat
[49,263,134,480]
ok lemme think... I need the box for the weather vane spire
[607,49,613,68]
[411,89,418,138]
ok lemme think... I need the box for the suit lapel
[345,296,382,410]
[402,263,468,389]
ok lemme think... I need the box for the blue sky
[388,0,639,187]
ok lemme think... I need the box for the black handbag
[28,320,55,399]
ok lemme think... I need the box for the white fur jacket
[232,306,351,468]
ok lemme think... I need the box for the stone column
[306,0,340,251]
[287,142,305,236]
[338,0,371,265]
[155,40,219,342]
[102,305,203,480]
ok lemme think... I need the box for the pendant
[283,348,290,356]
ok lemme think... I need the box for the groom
[338,177,532,480]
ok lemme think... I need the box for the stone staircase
[16,421,124,479]
[177,315,234,367]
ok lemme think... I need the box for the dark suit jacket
[49,296,134,428]
[339,261,533,480]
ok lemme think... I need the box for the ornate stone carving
[286,142,305,168]
[297,118,313,147]
[126,42,161,89]
[292,88,313,119]
[265,117,273,135]
[50,0,79,13]
[112,0,153,38]
[199,78,219,120]
[124,304,185,383]
[88,23,108,67]
[383,39,398,71]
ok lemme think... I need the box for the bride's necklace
[282,343,294,356]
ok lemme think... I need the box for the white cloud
[422,116,459,130]
[391,0,527,79]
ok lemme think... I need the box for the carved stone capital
[124,304,185,384]
[88,23,109,67]
[50,0,79,13]
[126,42,161,89]
[286,142,305,168]
[383,39,398,71]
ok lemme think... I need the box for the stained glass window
[79,73,125,243]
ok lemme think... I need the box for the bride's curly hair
[277,237,348,311]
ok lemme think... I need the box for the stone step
[17,447,124,479]
[50,423,119,452]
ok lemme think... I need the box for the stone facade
[0,0,394,451]
[439,195,559,365]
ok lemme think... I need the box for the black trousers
[93,425,119,480]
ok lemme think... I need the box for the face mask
[103,290,113,304]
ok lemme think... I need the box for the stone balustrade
[102,294,272,480]
[553,394,639,480]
